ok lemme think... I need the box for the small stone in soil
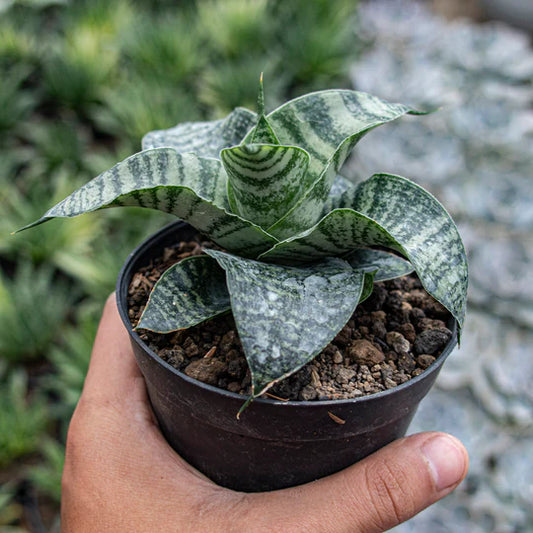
[414,328,452,355]
[127,242,454,402]
[184,359,226,386]
[386,331,411,354]
[347,340,385,366]
[417,354,437,369]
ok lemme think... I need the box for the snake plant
[20,82,468,401]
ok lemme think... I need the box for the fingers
[246,432,468,533]
[64,294,469,532]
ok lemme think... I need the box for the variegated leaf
[205,249,366,396]
[221,143,310,228]
[248,73,279,145]
[249,115,280,145]
[360,271,377,303]
[142,107,257,157]
[20,148,278,258]
[136,255,230,333]
[255,90,424,238]
[320,174,357,216]
[345,249,414,282]
[260,173,468,328]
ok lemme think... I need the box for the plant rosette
[20,82,468,492]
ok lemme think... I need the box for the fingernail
[422,435,467,492]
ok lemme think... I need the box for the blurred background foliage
[3,0,528,529]
[0,0,360,529]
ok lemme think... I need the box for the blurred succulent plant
[21,81,468,401]
[0,366,48,467]
[0,263,75,363]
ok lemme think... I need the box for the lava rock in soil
[129,240,454,401]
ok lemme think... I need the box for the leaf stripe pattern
[352,174,468,327]
[136,256,230,333]
[261,90,423,238]
[142,108,257,158]
[20,149,278,258]
[221,143,310,228]
[261,174,467,328]
[261,209,398,263]
[206,250,367,396]
[345,249,415,282]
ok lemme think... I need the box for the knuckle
[363,458,416,529]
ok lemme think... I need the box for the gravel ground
[348,2,533,530]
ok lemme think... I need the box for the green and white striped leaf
[251,90,424,238]
[345,249,414,282]
[249,115,280,144]
[248,74,280,145]
[20,148,278,258]
[205,249,366,396]
[221,143,310,228]
[260,174,468,329]
[136,255,230,333]
[142,107,257,157]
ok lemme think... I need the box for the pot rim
[116,220,458,409]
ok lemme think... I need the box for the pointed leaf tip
[258,72,265,116]
[136,255,230,333]
[205,249,366,396]
[21,149,278,258]
[262,173,468,329]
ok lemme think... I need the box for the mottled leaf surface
[256,90,423,238]
[20,148,278,257]
[136,255,230,333]
[205,249,366,396]
[221,143,310,228]
[345,249,414,282]
[142,107,257,157]
[261,174,468,328]
[321,174,357,216]
[250,115,280,144]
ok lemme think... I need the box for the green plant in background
[198,0,269,59]
[0,366,49,467]
[0,263,74,363]
[18,120,88,176]
[123,10,201,86]
[0,482,26,533]
[198,56,284,116]
[0,67,36,136]
[45,306,97,420]
[272,0,358,91]
[43,0,131,113]
[0,173,102,269]
[1,0,365,525]
[96,78,202,149]
[27,439,64,503]
[0,18,38,66]
[21,84,468,405]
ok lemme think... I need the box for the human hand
[61,295,468,532]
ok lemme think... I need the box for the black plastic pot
[116,221,458,493]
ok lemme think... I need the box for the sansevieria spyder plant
[20,81,468,404]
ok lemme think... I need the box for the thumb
[248,432,468,533]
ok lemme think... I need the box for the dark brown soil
[127,240,453,401]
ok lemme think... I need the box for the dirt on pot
[127,239,453,401]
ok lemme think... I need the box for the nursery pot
[116,221,458,493]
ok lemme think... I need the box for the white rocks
[351,1,533,530]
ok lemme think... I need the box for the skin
[61,295,469,532]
